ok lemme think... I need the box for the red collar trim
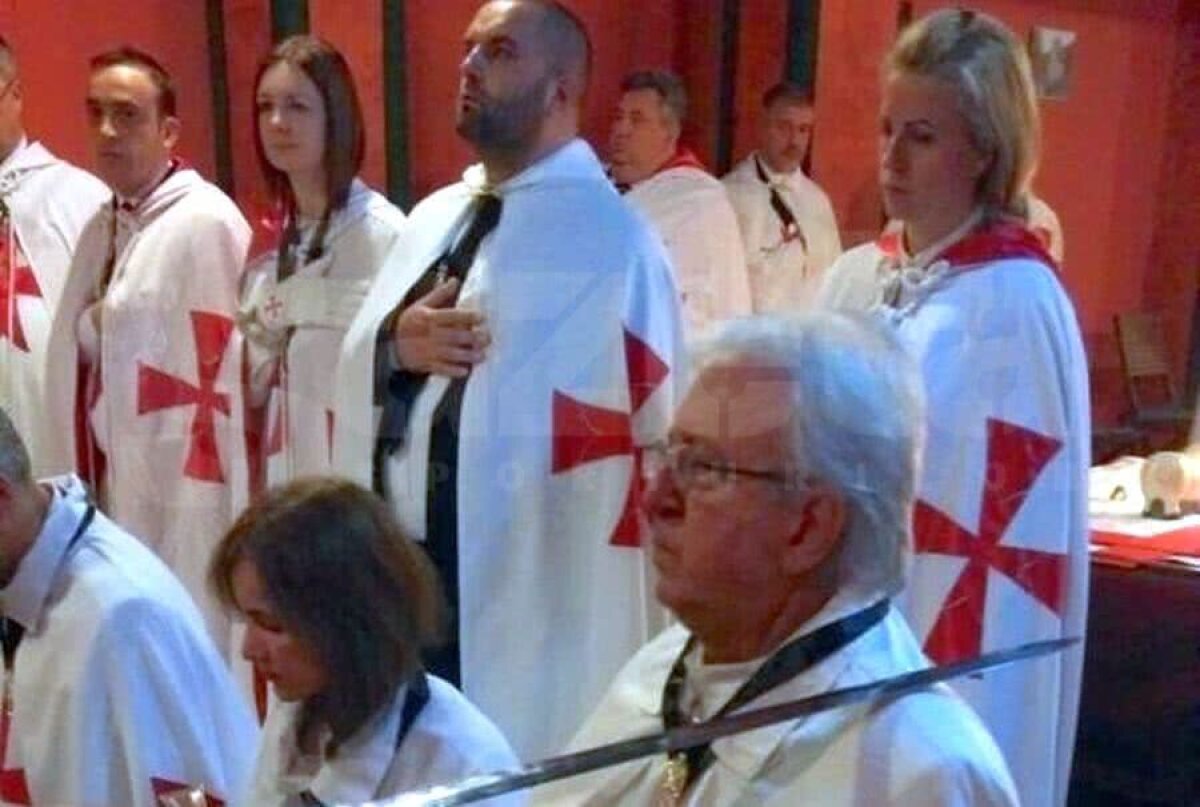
[248,200,287,263]
[655,147,708,177]
[876,220,1056,270]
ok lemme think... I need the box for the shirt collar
[269,683,408,804]
[1,475,91,631]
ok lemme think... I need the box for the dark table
[1069,559,1200,805]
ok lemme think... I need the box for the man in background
[609,69,749,338]
[723,82,841,313]
[0,36,109,475]
[44,47,250,653]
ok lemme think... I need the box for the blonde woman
[819,10,1089,807]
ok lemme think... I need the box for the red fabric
[1091,524,1200,565]
[75,360,106,489]
[655,147,708,176]
[0,692,30,804]
[246,201,285,264]
[136,311,235,483]
[915,418,1069,664]
[874,219,1056,271]
[551,328,669,548]
[0,227,41,353]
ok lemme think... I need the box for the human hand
[391,279,489,377]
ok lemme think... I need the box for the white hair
[689,313,925,601]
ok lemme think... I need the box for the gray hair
[690,313,925,601]
[0,408,31,486]
[886,8,1039,220]
[620,69,687,132]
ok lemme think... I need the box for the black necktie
[1,617,24,670]
[754,156,806,251]
[372,192,503,488]
[371,193,503,687]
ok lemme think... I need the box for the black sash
[298,672,432,807]
[754,156,806,252]
[371,194,502,686]
[660,598,889,792]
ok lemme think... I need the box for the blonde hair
[887,8,1040,220]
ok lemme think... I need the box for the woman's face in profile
[878,72,987,233]
[232,558,329,702]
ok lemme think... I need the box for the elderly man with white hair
[534,312,1018,806]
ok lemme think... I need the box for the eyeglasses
[642,441,798,492]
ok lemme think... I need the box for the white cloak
[625,163,750,338]
[722,153,841,313]
[0,139,108,476]
[534,597,1018,806]
[239,179,406,489]
[244,674,521,807]
[334,138,686,756]
[0,474,256,807]
[43,167,251,653]
[818,223,1090,807]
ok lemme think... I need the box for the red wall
[0,0,216,180]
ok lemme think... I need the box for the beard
[456,74,551,153]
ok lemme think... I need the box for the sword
[357,636,1078,807]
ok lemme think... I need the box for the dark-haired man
[609,69,749,338]
[44,48,250,655]
[723,82,841,313]
[0,407,255,806]
[0,37,109,476]
[335,0,684,756]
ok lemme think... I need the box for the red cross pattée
[0,230,42,353]
[914,417,1068,665]
[136,311,234,484]
[551,328,669,547]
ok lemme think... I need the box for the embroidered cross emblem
[136,311,234,483]
[0,229,41,353]
[551,328,669,547]
[914,418,1068,664]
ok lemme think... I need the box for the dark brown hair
[210,477,446,754]
[761,81,813,110]
[90,46,176,118]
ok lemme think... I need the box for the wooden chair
[1113,311,1194,447]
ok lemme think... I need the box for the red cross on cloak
[551,328,669,547]
[136,311,234,483]
[914,417,1068,665]
[0,230,41,353]
[150,777,225,806]
[0,691,30,804]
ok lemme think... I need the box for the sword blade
[361,636,1078,807]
